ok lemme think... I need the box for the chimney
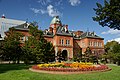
[49,27,53,33]
[53,23,57,35]
[92,31,95,36]
[65,25,68,32]
[65,25,68,29]
[74,31,83,37]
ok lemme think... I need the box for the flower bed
[31,62,111,72]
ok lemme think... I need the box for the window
[92,42,93,46]
[94,42,95,47]
[95,42,97,46]
[89,41,90,46]
[94,42,98,47]
[97,42,98,47]
[89,41,92,46]
[66,40,70,45]
[25,36,28,41]
[66,40,67,44]
[68,40,70,45]
[20,36,25,43]
[100,43,102,47]
[98,42,100,47]
[22,37,25,41]
[59,39,61,44]
[62,39,64,45]
[60,39,64,45]
[98,42,102,47]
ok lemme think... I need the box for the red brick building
[8,16,104,60]
[43,16,104,60]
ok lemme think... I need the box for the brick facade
[8,16,104,60]
[43,16,104,60]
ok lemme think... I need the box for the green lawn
[0,64,120,80]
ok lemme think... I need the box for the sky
[0,0,120,44]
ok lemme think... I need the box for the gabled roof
[56,25,72,36]
[80,32,104,39]
[44,25,73,36]
[14,23,29,31]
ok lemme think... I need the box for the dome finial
[1,14,5,18]
[55,16,59,18]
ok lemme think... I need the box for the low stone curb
[29,68,112,74]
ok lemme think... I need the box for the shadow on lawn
[0,64,32,74]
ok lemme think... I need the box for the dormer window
[24,25,28,28]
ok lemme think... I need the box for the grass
[0,64,120,80]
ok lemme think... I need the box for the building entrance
[62,50,67,61]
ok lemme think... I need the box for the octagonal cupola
[50,16,62,28]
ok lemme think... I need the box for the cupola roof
[50,16,62,25]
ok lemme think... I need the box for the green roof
[14,23,29,31]
[50,16,62,25]
[80,32,104,39]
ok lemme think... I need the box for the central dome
[50,16,62,25]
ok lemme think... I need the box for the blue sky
[0,0,120,44]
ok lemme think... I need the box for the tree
[104,41,116,63]
[93,0,120,30]
[0,40,4,61]
[22,23,55,64]
[85,47,92,58]
[84,47,99,64]
[76,49,82,62]
[112,43,120,65]
[2,27,23,63]
[84,47,91,62]
[104,41,120,65]
[42,42,55,63]
[105,41,119,54]
[56,49,62,62]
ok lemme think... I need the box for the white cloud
[37,0,51,5]
[47,5,60,17]
[101,29,120,35]
[30,8,40,14]
[30,8,47,14]
[30,5,61,17]
[40,9,47,14]
[55,0,63,6]
[69,0,81,6]
[107,38,120,44]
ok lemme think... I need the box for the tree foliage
[22,23,55,64]
[93,0,120,30]
[75,49,82,62]
[1,27,23,63]
[104,41,120,65]
[0,40,4,59]
[84,47,92,57]
[0,22,55,64]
